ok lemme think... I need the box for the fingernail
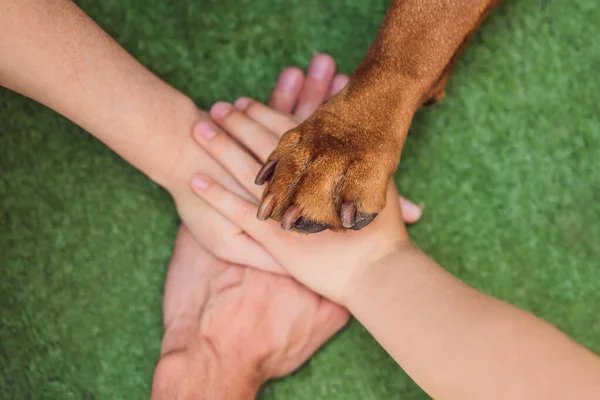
[400,198,423,221]
[234,97,250,111]
[331,75,350,94]
[308,54,332,80]
[192,122,216,139]
[277,69,300,92]
[211,102,232,119]
[191,176,210,190]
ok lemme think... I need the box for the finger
[268,67,305,114]
[307,298,350,353]
[169,225,231,283]
[225,234,286,275]
[399,196,423,224]
[293,53,336,121]
[181,201,284,274]
[192,121,264,201]
[190,175,280,244]
[210,102,279,162]
[329,74,349,97]
[239,98,298,137]
[181,118,254,202]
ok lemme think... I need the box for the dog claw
[281,206,302,231]
[340,202,357,228]
[257,194,276,221]
[280,206,330,233]
[255,160,277,185]
[352,213,378,231]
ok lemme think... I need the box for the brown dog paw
[255,104,403,233]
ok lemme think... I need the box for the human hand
[166,54,352,274]
[151,225,349,399]
[190,99,422,303]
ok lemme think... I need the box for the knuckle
[245,101,261,117]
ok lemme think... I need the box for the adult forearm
[345,247,600,399]
[0,0,197,187]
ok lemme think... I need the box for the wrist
[340,239,422,308]
[139,95,203,191]
[202,344,263,400]
[152,337,263,400]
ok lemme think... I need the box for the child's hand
[171,54,351,275]
[191,99,422,302]
[155,225,349,398]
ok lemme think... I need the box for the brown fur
[257,0,502,232]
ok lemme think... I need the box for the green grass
[1,0,599,398]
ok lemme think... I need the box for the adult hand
[151,225,349,399]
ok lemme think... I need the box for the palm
[161,225,349,379]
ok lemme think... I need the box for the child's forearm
[0,0,198,188]
[344,246,600,399]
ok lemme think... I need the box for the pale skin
[152,64,424,400]
[0,1,427,398]
[5,1,598,398]
[0,0,274,271]
[153,225,349,399]
[190,100,600,400]
[2,0,418,272]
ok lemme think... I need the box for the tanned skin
[255,0,502,233]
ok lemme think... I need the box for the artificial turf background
[1,0,599,398]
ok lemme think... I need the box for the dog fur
[255,0,502,233]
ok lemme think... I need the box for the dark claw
[294,217,330,234]
[255,160,277,185]
[281,206,302,231]
[257,194,276,221]
[280,206,330,233]
[340,202,357,228]
[352,213,378,231]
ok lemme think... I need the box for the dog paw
[255,105,403,233]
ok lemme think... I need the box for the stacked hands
[154,56,600,400]
[190,82,420,300]
[154,55,423,398]
[3,3,599,398]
